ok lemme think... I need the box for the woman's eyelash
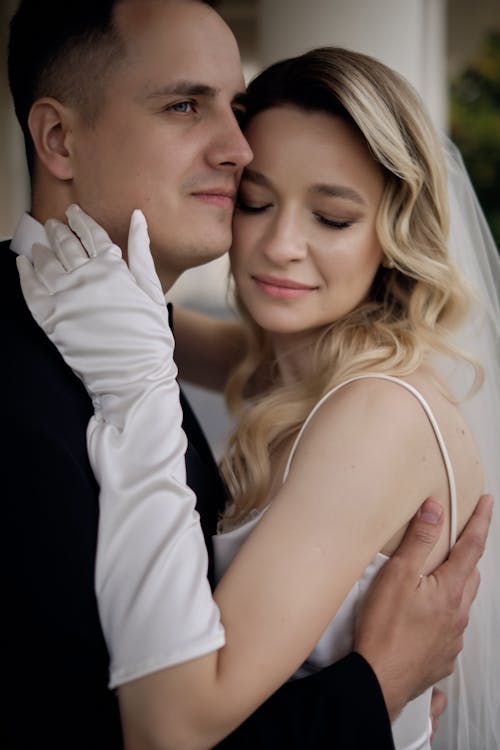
[236,200,270,213]
[315,214,353,229]
[236,201,353,229]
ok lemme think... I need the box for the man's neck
[30,176,74,227]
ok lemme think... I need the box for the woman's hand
[17,203,175,429]
[17,204,224,691]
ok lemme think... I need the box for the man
[4,1,491,748]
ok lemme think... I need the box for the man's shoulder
[0,237,13,252]
[0,238,19,286]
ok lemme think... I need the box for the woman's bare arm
[173,306,246,391]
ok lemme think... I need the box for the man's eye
[232,106,247,125]
[168,101,194,114]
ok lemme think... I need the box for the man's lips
[191,188,236,208]
[252,274,318,299]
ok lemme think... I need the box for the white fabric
[10,212,47,262]
[17,205,225,688]
[215,374,460,750]
[430,138,500,750]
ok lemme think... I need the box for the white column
[0,0,30,239]
[259,0,447,131]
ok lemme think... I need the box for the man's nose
[208,110,253,170]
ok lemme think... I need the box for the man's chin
[151,233,232,273]
[188,241,231,269]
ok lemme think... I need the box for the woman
[177,48,500,749]
[18,48,500,749]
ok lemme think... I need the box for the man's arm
[215,495,490,750]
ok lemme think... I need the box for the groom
[4,1,490,748]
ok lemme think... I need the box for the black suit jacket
[2,241,394,749]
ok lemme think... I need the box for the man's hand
[430,687,447,742]
[354,494,493,720]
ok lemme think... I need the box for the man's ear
[28,97,76,181]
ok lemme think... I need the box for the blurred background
[1,0,499,456]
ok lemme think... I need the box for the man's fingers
[437,494,493,587]
[66,203,120,259]
[461,566,481,612]
[430,687,448,741]
[391,497,444,575]
[430,686,448,717]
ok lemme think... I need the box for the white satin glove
[17,205,225,687]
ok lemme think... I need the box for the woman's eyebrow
[312,183,367,206]
[241,168,273,188]
[242,171,367,207]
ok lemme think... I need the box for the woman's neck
[270,330,319,385]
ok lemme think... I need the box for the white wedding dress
[214,374,461,750]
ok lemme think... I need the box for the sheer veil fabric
[432,137,500,750]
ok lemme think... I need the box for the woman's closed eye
[314,213,354,230]
[236,198,272,213]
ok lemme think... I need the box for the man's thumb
[393,497,444,571]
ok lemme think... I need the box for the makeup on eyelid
[230,105,385,344]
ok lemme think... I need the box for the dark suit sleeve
[4,421,123,750]
[216,653,394,750]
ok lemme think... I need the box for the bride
[19,47,500,749]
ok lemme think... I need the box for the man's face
[68,0,252,288]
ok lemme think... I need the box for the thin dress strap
[282,374,458,548]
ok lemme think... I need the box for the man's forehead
[115,0,232,48]
[114,0,245,93]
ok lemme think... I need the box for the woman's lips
[252,275,317,299]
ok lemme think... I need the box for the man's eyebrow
[145,81,218,99]
[145,81,247,103]
[242,170,367,206]
[312,183,367,206]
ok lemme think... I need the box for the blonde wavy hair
[219,47,480,524]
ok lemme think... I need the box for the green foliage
[450,30,500,249]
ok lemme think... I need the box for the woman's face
[230,105,385,345]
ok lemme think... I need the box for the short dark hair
[8,0,221,174]
[8,0,126,173]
